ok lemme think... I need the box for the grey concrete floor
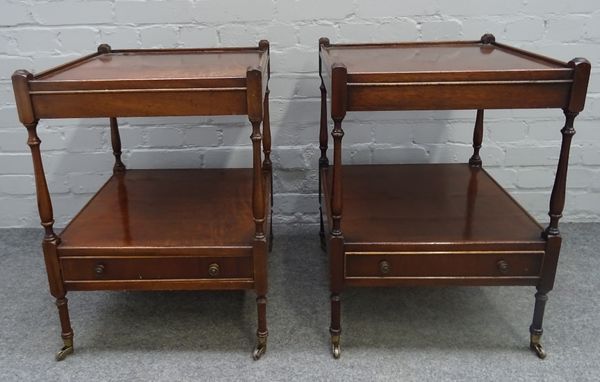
[0,223,599,381]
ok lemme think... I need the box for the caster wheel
[55,345,73,361]
[530,342,547,359]
[253,341,267,361]
[332,343,341,359]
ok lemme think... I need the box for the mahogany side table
[318,34,590,359]
[12,41,273,360]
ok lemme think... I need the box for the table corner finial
[97,44,112,54]
[480,34,496,44]
[258,40,269,51]
[12,69,33,81]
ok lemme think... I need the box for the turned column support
[247,53,269,361]
[318,38,331,250]
[529,57,590,360]
[469,109,484,167]
[99,45,127,174]
[330,63,347,237]
[543,58,590,239]
[247,66,265,240]
[257,40,273,252]
[13,68,74,361]
[544,110,577,238]
[26,121,58,241]
[110,117,126,173]
[259,40,272,172]
[328,63,347,359]
[262,89,272,171]
[12,70,58,242]
[319,37,331,169]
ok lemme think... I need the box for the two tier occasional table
[12,41,273,360]
[318,34,590,358]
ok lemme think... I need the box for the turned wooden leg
[529,289,548,359]
[529,109,581,359]
[330,293,341,359]
[248,65,268,360]
[329,234,344,360]
[55,297,74,361]
[18,112,74,361]
[253,296,268,360]
[328,64,345,358]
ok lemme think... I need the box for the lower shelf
[321,164,546,252]
[321,164,547,286]
[59,168,269,253]
[57,168,271,291]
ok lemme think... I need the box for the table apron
[346,81,571,111]
[345,250,544,278]
[30,88,248,118]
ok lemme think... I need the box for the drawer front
[345,252,543,278]
[61,256,253,281]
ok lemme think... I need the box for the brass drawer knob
[497,260,509,275]
[379,260,391,275]
[208,263,220,278]
[94,264,105,277]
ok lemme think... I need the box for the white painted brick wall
[1,0,600,227]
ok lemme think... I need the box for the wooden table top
[37,50,266,82]
[318,37,589,111]
[26,45,269,93]
[325,43,562,72]
[14,43,271,119]
[320,40,573,82]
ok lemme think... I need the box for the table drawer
[345,251,543,278]
[60,256,253,281]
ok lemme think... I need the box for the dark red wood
[318,35,591,359]
[321,164,546,252]
[109,117,125,173]
[318,37,331,249]
[61,255,253,281]
[469,109,484,166]
[12,41,272,360]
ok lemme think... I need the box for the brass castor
[55,338,74,361]
[530,334,546,359]
[253,337,267,361]
[331,334,341,359]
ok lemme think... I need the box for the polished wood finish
[109,117,125,173]
[469,109,484,166]
[345,251,542,279]
[25,45,268,118]
[318,37,331,249]
[12,41,272,360]
[59,170,258,252]
[320,39,576,111]
[321,164,546,252]
[36,51,264,82]
[318,35,590,358]
[61,256,253,283]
